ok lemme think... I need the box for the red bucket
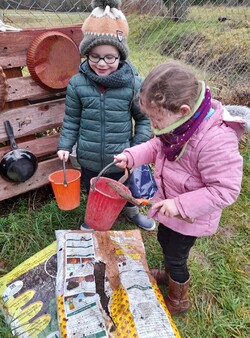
[84,177,130,231]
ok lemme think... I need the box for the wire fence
[1,0,250,104]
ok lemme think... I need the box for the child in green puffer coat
[57,0,155,231]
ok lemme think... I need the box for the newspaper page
[56,230,181,338]
[0,242,59,337]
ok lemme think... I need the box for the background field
[2,4,250,105]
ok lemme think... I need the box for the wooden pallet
[0,24,82,201]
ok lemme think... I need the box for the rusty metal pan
[27,31,80,90]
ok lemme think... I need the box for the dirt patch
[216,224,236,239]
[243,264,250,274]
[190,247,212,269]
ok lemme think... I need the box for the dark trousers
[157,223,197,283]
[81,167,133,207]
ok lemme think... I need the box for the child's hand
[151,198,179,218]
[114,153,128,169]
[57,150,70,161]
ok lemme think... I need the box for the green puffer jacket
[58,61,151,173]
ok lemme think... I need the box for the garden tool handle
[138,199,194,224]
[106,180,194,224]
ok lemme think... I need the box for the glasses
[87,54,120,64]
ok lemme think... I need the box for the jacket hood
[223,104,250,138]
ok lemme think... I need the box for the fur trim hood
[223,105,250,138]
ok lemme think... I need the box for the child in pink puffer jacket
[114,60,249,315]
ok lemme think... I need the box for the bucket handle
[90,160,129,191]
[62,155,68,187]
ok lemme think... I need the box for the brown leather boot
[150,268,169,286]
[164,276,190,315]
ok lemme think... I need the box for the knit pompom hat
[79,0,129,60]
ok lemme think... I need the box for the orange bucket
[84,177,130,231]
[49,169,81,210]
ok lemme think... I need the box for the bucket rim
[90,176,130,200]
[49,169,81,184]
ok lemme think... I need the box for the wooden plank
[0,24,83,69]
[0,25,81,201]
[5,76,66,103]
[0,157,76,201]
[0,134,60,159]
[0,98,65,142]
[3,68,30,110]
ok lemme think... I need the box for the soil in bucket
[49,169,81,210]
[84,177,130,231]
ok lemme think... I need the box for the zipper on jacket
[99,88,112,168]
[80,72,111,169]
[87,77,106,168]
[100,92,105,167]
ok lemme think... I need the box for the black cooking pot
[0,120,38,183]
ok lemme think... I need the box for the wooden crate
[0,24,82,201]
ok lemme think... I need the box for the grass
[1,5,250,338]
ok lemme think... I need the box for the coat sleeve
[57,76,82,152]
[130,75,152,146]
[175,127,243,219]
[124,137,160,168]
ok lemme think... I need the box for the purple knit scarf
[159,87,211,161]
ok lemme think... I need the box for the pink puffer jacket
[124,100,245,237]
